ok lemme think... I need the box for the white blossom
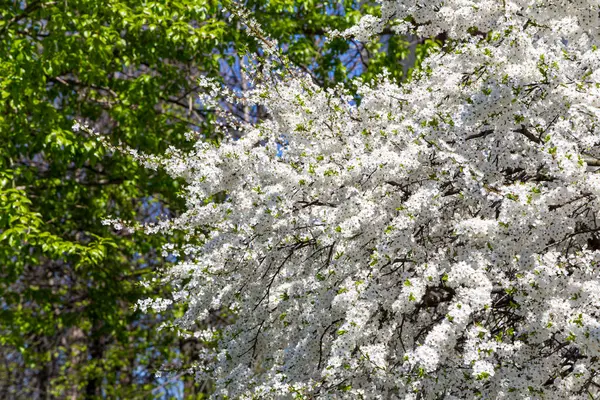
[120,2,600,398]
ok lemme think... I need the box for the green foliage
[1,0,236,397]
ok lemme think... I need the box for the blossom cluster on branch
[99,1,600,398]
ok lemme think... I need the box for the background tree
[0,0,418,398]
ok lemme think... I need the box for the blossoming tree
[92,1,600,398]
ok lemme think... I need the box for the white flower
[472,360,495,379]
[117,2,600,397]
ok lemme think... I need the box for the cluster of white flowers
[119,1,600,398]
